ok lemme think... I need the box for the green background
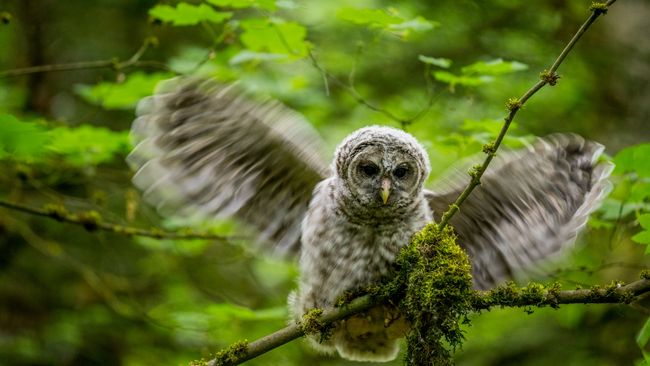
[0,0,649,365]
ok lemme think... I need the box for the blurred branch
[271,20,432,128]
[0,38,171,78]
[207,277,650,366]
[5,215,136,317]
[307,50,432,129]
[0,199,234,242]
[438,0,617,228]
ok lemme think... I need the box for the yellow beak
[380,178,391,204]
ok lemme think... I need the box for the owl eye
[359,163,379,176]
[393,166,409,179]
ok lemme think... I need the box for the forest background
[0,0,649,365]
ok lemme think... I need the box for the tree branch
[204,277,649,366]
[437,0,617,229]
[203,295,376,366]
[0,38,171,78]
[307,50,432,129]
[0,199,235,242]
[203,2,620,365]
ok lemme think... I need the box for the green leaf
[633,231,650,246]
[588,217,615,229]
[636,352,650,366]
[207,0,276,10]
[337,7,436,36]
[0,115,128,166]
[640,214,650,230]
[419,55,452,68]
[614,143,650,177]
[462,58,528,75]
[149,3,232,26]
[75,72,172,110]
[337,7,403,28]
[433,71,493,87]
[229,50,288,65]
[0,114,49,160]
[638,317,650,348]
[630,181,650,202]
[47,125,129,166]
[597,199,650,221]
[240,18,308,58]
[389,16,439,33]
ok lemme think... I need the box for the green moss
[211,340,249,366]
[545,282,562,308]
[43,204,68,221]
[589,2,608,15]
[149,227,165,239]
[603,281,620,296]
[482,142,496,156]
[301,308,333,342]
[388,223,473,365]
[472,281,562,310]
[467,165,484,186]
[0,11,11,25]
[188,358,209,366]
[540,70,560,86]
[641,270,650,280]
[114,225,137,236]
[335,284,381,307]
[76,210,102,231]
[301,308,324,334]
[506,97,521,111]
[620,290,635,304]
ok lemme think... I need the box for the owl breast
[294,178,431,315]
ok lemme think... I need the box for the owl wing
[127,78,330,256]
[425,134,613,289]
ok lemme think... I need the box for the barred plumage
[128,78,328,255]
[426,134,613,289]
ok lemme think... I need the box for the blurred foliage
[0,0,648,365]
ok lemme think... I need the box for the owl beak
[380,178,391,204]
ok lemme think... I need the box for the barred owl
[127,78,612,362]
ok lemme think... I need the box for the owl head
[334,126,431,211]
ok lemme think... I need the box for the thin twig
[0,199,235,242]
[438,0,617,228]
[0,39,170,78]
[307,50,431,127]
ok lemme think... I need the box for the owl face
[334,126,430,210]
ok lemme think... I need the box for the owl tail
[333,306,408,362]
[334,331,400,362]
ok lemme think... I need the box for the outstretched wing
[127,78,330,256]
[425,134,613,289]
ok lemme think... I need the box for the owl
[127,78,612,362]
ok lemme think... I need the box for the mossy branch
[0,38,170,78]
[205,277,650,366]
[200,296,376,366]
[0,199,234,242]
[437,0,617,229]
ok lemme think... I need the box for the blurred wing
[425,134,613,289]
[127,78,330,256]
